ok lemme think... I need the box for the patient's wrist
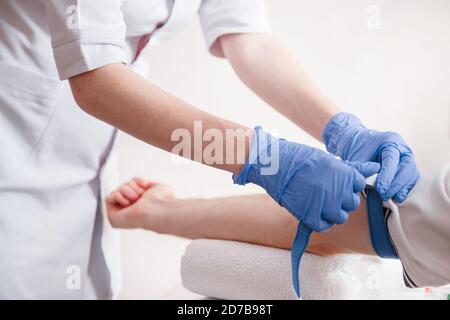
[139,197,177,234]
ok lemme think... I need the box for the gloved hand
[323,113,420,203]
[233,127,380,232]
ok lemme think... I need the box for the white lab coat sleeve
[44,0,127,80]
[198,0,272,57]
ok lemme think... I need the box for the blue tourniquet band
[291,222,312,298]
[292,186,398,299]
[366,186,399,259]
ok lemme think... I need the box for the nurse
[0,0,419,299]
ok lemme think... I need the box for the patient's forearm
[157,194,375,256]
[221,34,340,142]
[69,63,250,175]
[163,194,297,248]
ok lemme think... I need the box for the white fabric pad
[181,239,360,300]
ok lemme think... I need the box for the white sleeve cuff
[205,25,272,58]
[199,0,272,58]
[52,41,128,80]
[45,0,127,79]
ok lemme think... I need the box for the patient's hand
[106,177,175,230]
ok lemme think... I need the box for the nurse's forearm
[220,33,341,142]
[69,63,250,175]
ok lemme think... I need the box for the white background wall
[117,0,450,299]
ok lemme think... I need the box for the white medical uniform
[0,0,271,299]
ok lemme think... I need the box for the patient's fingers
[107,178,159,207]
[105,194,115,205]
[133,177,155,190]
[120,185,139,201]
[112,191,131,206]
[127,180,145,196]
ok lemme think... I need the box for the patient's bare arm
[107,181,376,257]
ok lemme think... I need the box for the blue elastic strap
[366,186,399,259]
[291,222,313,298]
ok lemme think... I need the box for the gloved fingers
[393,177,419,203]
[342,191,362,213]
[337,209,350,224]
[319,219,334,232]
[309,218,334,233]
[352,169,368,193]
[388,155,420,203]
[340,162,370,209]
[299,193,334,232]
[380,155,409,200]
[322,207,349,225]
[376,145,401,197]
[297,192,324,232]
[346,161,381,178]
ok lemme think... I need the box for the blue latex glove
[233,127,381,232]
[323,113,420,203]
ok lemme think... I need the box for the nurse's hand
[323,113,420,203]
[106,178,175,230]
[233,127,381,232]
